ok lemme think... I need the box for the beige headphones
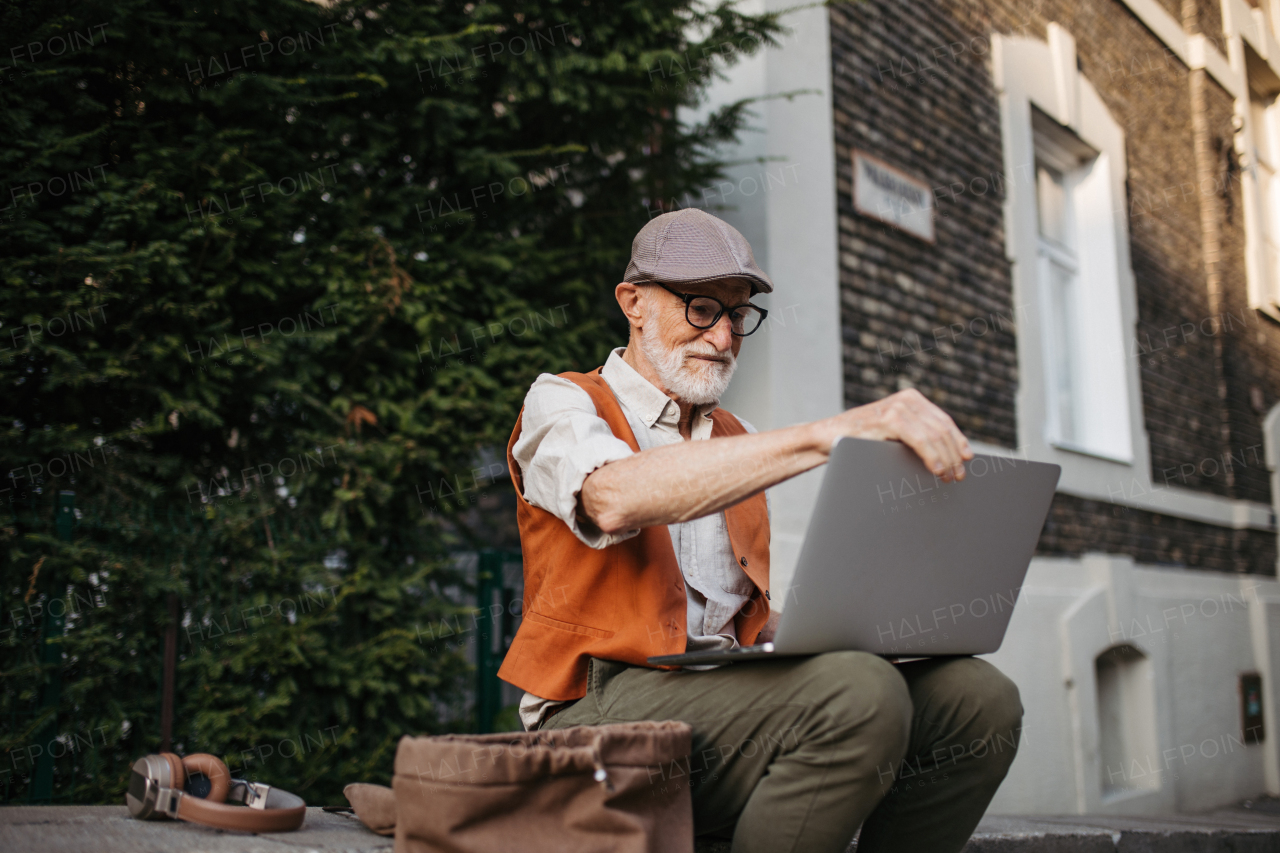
[125,752,306,832]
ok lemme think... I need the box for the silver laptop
[648,436,1061,666]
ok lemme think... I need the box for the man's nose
[703,313,734,351]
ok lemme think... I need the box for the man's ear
[615,282,646,330]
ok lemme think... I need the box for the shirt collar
[600,347,718,429]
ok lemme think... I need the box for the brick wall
[830,0,1279,573]
[831,0,1018,447]
[1041,494,1276,573]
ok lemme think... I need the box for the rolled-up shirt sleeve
[511,374,640,548]
[734,414,772,523]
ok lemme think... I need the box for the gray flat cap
[624,209,774,294]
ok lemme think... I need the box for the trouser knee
[814,653,912,770]
[968,663,1024,774]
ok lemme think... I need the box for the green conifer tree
[0,0,783,803]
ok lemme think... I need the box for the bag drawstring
[590,740,613,793]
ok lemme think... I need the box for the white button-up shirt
[510,348,768,729]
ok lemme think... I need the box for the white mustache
[681,344,733,364]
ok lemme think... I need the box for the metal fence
[4,491,85,804]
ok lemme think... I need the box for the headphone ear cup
[181,753,232,803]
[159,752,185,792]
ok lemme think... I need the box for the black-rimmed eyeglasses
[655,283,769,337]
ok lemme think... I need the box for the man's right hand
[813,388,974,482]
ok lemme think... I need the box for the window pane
[1047,259,1077,443]
[1036,163,1067,245]
[1252,97,1274,169]
[1263,164,1280,294]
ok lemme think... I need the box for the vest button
[740,556,748,567]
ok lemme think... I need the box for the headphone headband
[126,752,306,833]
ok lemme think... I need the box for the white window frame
[977,3,1273,535]
[1242,43,1280,318]
[1034,115,1094,453]
[1222,0,1280,320]
[992,24,1150,492]
[1250,85,1280,304]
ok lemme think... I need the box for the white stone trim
[1222,0,1280,71]
[994,31,1153,502]
[992,27,1276,535]
[1109,0,1280,321]
[1219,0,1280,319]
[1266,404,1280,562]
[988,553,1280,813]
[973,438,1274,530]
[1118,0,1241,97]
[688,0,844,600]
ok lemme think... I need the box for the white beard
[639,316,738,406]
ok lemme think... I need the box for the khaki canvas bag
[344,720,694,853]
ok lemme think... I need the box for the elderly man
[499,209,1022,853]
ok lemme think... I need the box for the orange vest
[497,368,772,701]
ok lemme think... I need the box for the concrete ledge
[3,805,1279,852]
[960,813,1280,853]
[0,806,390,852]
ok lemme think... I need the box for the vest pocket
[524,610,616,640]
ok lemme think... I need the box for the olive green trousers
[542,651,1023,853]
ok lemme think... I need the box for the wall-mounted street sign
[853,150,935,243]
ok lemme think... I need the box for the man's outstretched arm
[580,388,974,535]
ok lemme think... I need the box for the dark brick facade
[831,0,1018,447]
[1040,493,1276,574]
[830,0,1279,574]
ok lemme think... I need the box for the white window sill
[1048,438,1135,467]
